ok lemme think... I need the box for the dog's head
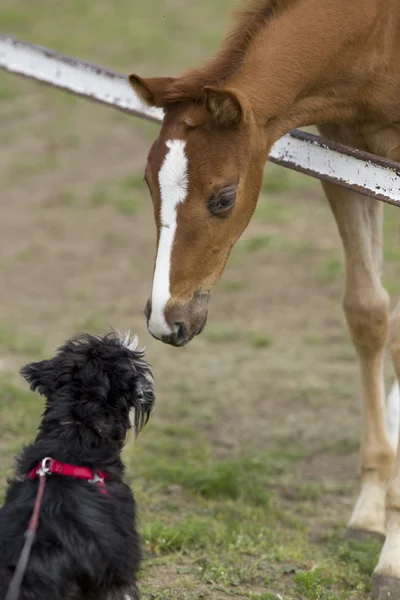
[20,331,155,443]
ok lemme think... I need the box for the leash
[5,458,50,600]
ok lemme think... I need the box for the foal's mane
[165,0,294,102]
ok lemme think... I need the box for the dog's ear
[20,359,57,397]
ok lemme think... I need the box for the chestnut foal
[129,1,400,596]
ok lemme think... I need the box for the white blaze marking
[148,139,189,339]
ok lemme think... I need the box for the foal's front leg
[321,178,394,539]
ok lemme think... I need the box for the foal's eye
[209,186,237,215]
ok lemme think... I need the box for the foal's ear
[204,86,246,127]
[128,75,175,107]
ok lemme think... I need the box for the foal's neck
[219,0,392,142]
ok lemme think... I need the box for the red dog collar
[27,457,110,495]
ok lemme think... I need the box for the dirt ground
[2,2,400,599]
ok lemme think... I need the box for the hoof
[346,528,385,544]
[372,574,400,599]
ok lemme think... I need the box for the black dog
[0,331,155,600]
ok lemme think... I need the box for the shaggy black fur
[0,331,155,600]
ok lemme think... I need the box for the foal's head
[130,75,266,346]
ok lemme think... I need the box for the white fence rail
[1,35,400,207]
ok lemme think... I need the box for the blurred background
[1,2,400,598]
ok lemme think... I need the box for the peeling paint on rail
[271,131,400,206]
[1,35,400,206]
[0,35,163,122]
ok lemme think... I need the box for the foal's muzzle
[145,292,209,347]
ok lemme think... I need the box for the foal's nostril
[174,322,188,346]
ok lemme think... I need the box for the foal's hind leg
[320,178,394,539]
[372,302,400,597]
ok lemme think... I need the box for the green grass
[203,325,241,343]
[383,277,400,295]
[58,189,79,206]
[0,80,18,101]
[316,254,344,284]
[303,333,324,345]
[0,363,381,598]
[249,333,274,348]
[0,0,394,597]
[240,235,273,253]
[291,483,324,501]
[231,234,273,265]
[88,181,143,216]
[7,153,58,181]
[293,568,339,600]
[0,8,31,32]
[218,279,246,293]
[0,0,233,75]
[333,537,381,578]
[0,377,44,488]
[203,325,274,348]
[324,438,359,456]
[77,311,108,333]
[142,518,213,554]
[123,417,378,598]
[121,174,147,190]
[0,323,45,357]
[261,164,317,195]
[144,456,276,505]
[255,199,292,224]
